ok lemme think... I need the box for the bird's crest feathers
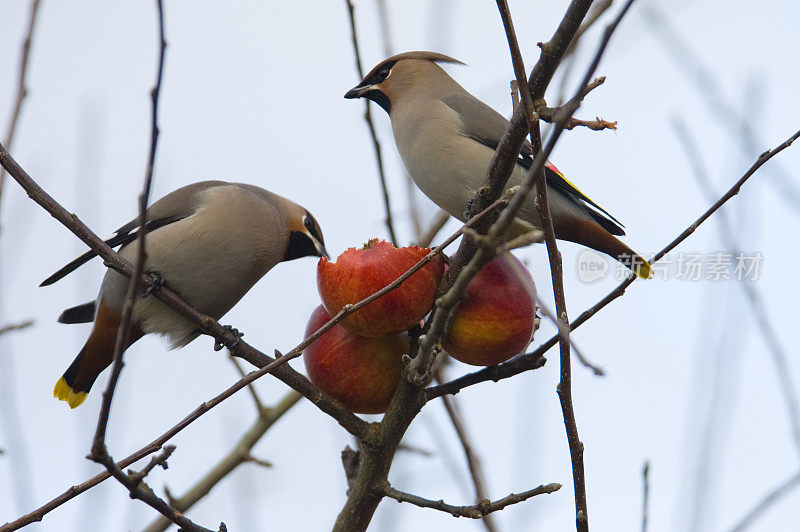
[378,51,465,67]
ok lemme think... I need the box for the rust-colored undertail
[556,217,652,279]
[53,301,143,408]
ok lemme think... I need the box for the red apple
[303,305,408,414]
[317,238,444,337]
[444,253,536,366]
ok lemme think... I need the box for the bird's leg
[463,198,475,219]
[141,271,164,298]
[214,325,244,351]
[463,186,492,219]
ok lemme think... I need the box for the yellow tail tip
[53,377,87,409]
[635,259,653,280]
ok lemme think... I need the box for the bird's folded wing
[40,215,183,287]
[442,93,624,236]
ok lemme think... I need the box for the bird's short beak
[316,240,329,258]
[344,85,369,99]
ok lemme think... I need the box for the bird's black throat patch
[284,231,321,261]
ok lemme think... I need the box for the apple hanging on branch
[444,253,537,367]
[303,305,408,414]
[317,238,444,337]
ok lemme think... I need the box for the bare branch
[426,127,800,398]
[566,0,614,60]
[89,0,167,464]
[537,77,617,131]
[344,0,398,246]
[536,108,616,131]
[672,117,800,461]
[128,445,176,486]
[556,0,614,103]
[93,447,219,532]
[333,2,603,528]
[0,320,34,337]
[81,6,209,531]
[641,461,650,532]
[0,154,510,529]
[341,446,361,491]
[642,4,800,212]
[142,391,301,532]
[496,2,637,530]
[229,355,265,414]
[375,0,394,57]
[415,209,451,248]
[536,301,604,376]
[0,0,42,202]
[381,482,561,518]
[434,369,498,532]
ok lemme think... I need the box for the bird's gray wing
[40,180,229,287]
[442,94,624,236]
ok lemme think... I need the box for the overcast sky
[1,1,799,531]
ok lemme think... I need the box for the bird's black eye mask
[361,60,397,87]
[303,212,323,244]
[347,61,397,113]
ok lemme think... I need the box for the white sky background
[1,0,799,530]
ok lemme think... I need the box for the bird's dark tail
[54,302,142,408]
[556,217,652,280]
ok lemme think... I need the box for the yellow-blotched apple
[317,238,444,337]
[444,253,536,366]
[303,305,408,414]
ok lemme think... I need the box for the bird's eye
[377,67,391,80]
[303,215,316,232]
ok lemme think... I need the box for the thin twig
[332,2,601,530]
[556,0,613,104]
[344,0,398,245]
[142,391,302,532]
[0,0,41,202]
[128,445,176,486]
[89,0,167,464]
[0,166,508,530]
[728,470,800,532]
[415,209,451,248]
[641,4,800,212]
[641,461,650,532]
[381,482,561,518]
[672,117,800,460]
[0,122,510,438]
[566,0,614,60]
[536,301,603,376]
[434,369,498,532]
[497,2,638,529]
[229,355,265,414]
[83,4,206,530]
[0,320,34,336]
[536,105,616,131]
[375,0,394,57]
[94,447,219,532]
[427,127,800,399]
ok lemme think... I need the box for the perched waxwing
[345,51,652,279]
[42,181,327,408]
